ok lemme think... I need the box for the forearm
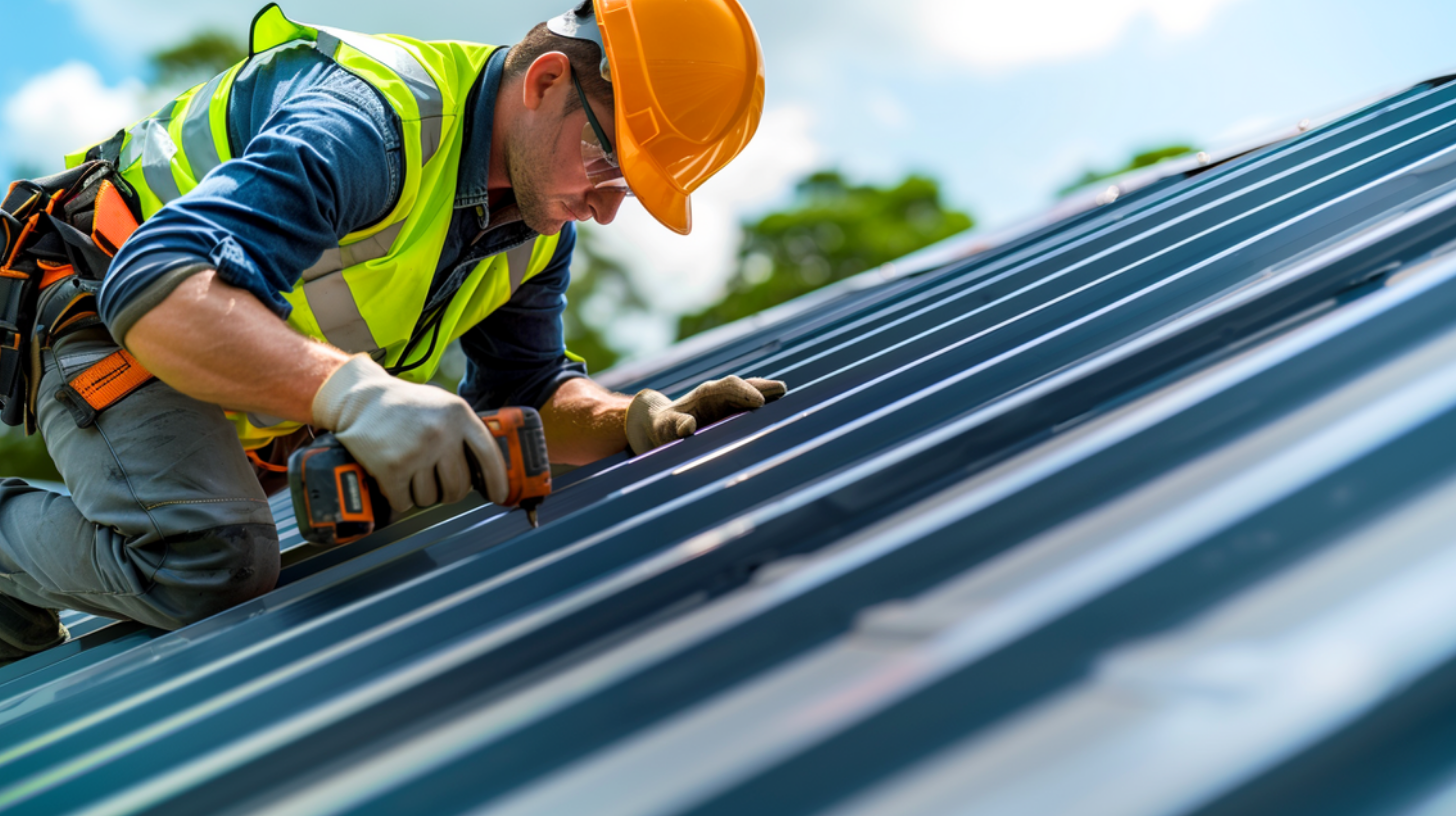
[123,269,350,422]
[539,377,632,465]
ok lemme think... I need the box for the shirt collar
[454,46,510,214]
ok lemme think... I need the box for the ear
[521,51,573,113]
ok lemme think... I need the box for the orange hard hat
[548,0,766,235]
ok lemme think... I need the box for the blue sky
[4,0,1456,346]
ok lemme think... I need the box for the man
[0,0,783,664]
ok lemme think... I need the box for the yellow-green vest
[66,4,562,449]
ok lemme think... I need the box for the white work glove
[312,355,509,513]
[625,375,787,456]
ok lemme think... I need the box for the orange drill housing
[290,407,553,547]
[479,407,552,508]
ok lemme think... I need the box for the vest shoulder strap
[250,4,318,55]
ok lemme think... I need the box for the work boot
[0,593,68,666]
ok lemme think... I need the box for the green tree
[150,32,247,91]
[563,225,649,372]
[0,426,61,482]
[1058,144,1198,197]
[678,171,973,340]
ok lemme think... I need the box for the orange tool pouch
[0,135,150,433]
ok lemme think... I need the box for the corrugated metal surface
[7,76,1456,815]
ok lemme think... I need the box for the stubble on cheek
[507,120,572,235]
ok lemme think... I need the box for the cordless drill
[289,407,552,546]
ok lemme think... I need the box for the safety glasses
[572,68,633,196]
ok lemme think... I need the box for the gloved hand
[312,354,509,513]
[626,375,787,455]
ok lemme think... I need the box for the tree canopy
[1058,144,1197,197]
[561,226,649,372]
[0,426,61,483]
[150,32,247,90]
[677,171,974,340]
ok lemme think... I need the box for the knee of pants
[154,522,282,628]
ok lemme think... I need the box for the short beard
[506,117,567,235]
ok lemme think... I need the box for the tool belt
[0,138,154,434]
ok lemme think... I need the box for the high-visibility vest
[66,4,563,449]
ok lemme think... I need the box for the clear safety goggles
[572,68,633,196]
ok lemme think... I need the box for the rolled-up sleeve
[458,223,588,411]
[100,48,401,343]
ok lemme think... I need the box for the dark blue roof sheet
[6,76,1456,816]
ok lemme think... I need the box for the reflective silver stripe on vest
[181,71,228,182]
[316,26,445,165]
[305,272,379,353]
[315,30,341,61]
[117,101,166,169]
[297,220,405,355]
[300,220,406,281]
[141,121,183,205]
[120,101,183,204]
[506,243,534,293]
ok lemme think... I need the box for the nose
[588,189,628,225]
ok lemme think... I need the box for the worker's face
[511,56,628,235]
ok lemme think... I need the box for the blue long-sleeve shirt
[100,44,586,410]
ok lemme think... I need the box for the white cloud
[911,0,1245,72]
[594,105,823,317]
[2,62,147,172]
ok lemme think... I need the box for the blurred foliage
[1059,144,1198,197]
[150,32,247,91]
[0,426,62,482]
[678,171,974,340]
[564,225,649,372]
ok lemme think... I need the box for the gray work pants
[0,327,280,648]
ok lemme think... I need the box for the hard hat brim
[620,141,693,235]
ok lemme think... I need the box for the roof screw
[1297,118,1312,132]
[1196,151,1211,166]
[1096,185,1120,205]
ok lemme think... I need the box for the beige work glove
[312,355,509,513]
[626,375,787,455]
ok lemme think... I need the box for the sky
[4,0,1456,354]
